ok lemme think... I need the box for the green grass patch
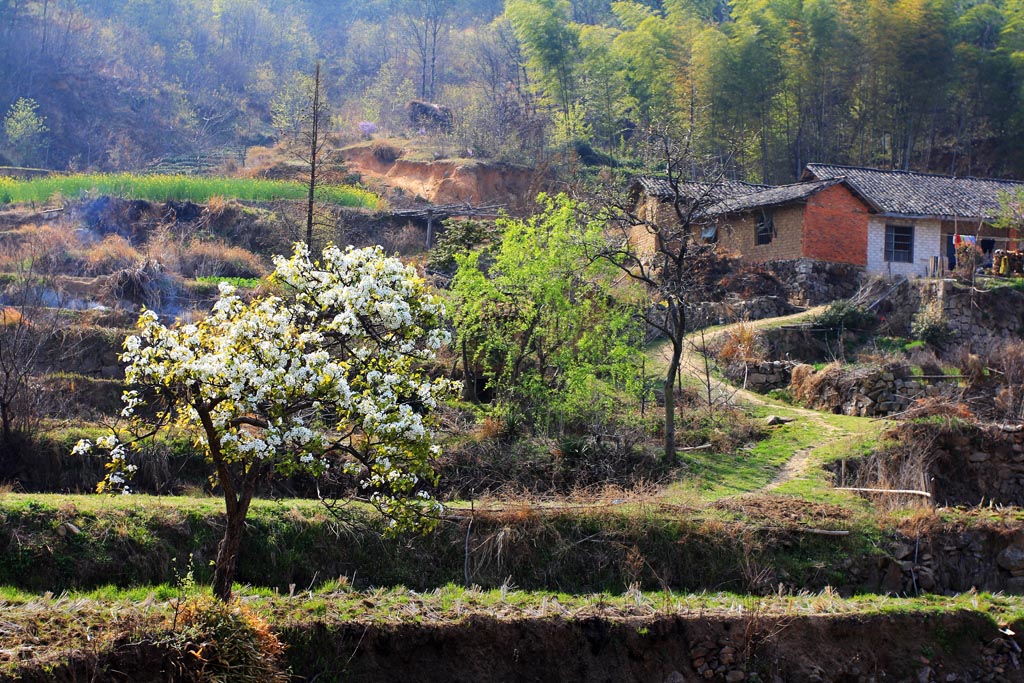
[669,409,821,501]
[195,275,263,289]
[0,173,379,208]
[769,420,887,507]
[0,491,886,596]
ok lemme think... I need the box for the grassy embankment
[0,173,379,209]
[2,581,1022,680]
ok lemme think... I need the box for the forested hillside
[3,0,1024,181]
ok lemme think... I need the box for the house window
[756,211,774,245]
[885,224,914,263]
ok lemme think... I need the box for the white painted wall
[866,217,941,277]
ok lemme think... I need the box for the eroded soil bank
[9,611,1022,683]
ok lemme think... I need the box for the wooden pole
[306,62,321,249]
[836,487,932,498]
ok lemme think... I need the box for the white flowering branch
[74,243,457,601]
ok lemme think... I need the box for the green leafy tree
[450,194,642,433]
[76,243,455,602]
[3,98,48,166]
[609,3,683,130]
[506,0,581,119]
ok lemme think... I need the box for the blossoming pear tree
[75,243,455,602]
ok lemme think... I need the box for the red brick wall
[801,184,870,266]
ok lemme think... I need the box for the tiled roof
[803,163,1024,220]
[706,179,842,215]
[635,176,768,202]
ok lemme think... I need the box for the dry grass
[987,340,1024,421]
[474,417,506,441]
[382,223,425,255]
[789,362,839,405]
[716,320,764,364]
[0,306,25,327]
[849,427,939,511]
[83,235,142,275]
[170,595,289,683]
[206,194,229,217]
[178,241,268,279]
[0,224,81,274]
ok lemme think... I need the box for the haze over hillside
[3,0,1024,181]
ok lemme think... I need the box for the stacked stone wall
[921,278,1024,352]
[789,362,949,417]
[761,258,865,306]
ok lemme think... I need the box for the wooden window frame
[884,224,914,263]
[755,210,774,246]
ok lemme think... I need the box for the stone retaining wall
[687,295,795,331]
[790,362,948,417]
[762,258,865,306]
[921,278,1024,351]
[726,360,794,392]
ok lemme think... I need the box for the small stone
[997,545,1024,572]
[726,672,746,682]
[893,543,914,560]
[764,415,795,426]
[664,672,685,683]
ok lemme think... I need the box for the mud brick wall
[718,204,805,261]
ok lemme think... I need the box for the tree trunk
[212,506,247,602]
[460,339,476,402]
[663,338,681,463]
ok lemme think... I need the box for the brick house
[631,164,1024,278]
[801,164,1023,277]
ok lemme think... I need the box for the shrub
[167,595,288,683]
[2,224,82,275]
[814,300,876,331]
[426,218,499,275]
[382,223,424,256]
[910,300,952,347]
[954,242,983,281]
[370,141,400,163]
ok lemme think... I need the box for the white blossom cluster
[75,243,456,523]
[72,434,138,494]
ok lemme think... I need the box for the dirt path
[649,306,857,492]
[651,306,825,410]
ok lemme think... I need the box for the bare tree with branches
[583,131,730,462]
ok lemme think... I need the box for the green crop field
[0,173,379,208]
